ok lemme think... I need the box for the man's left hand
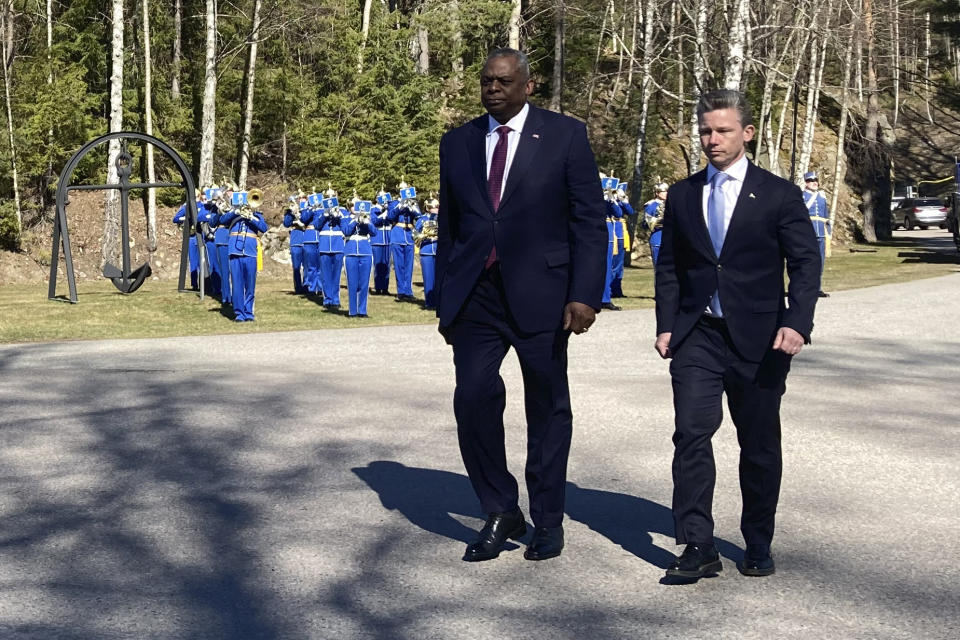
[772,327,804,355]
[563,302,596,335]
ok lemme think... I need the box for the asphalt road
[1,268,959,639]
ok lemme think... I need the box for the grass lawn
[1,237,957,344]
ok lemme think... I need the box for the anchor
[49,132,205,303]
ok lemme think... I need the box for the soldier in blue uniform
[643,182,668,272]
[172,192,204,289]
[371,188,396,295]
[209,184,233,306]
[608,185,629,299]
[600,175,621,311]
[618,183,637,268]
[803,171,831,297]
[415,195,440,310]
[317,187,347,308]
[300,192,323,297]
[343,196,376,317]
[389,180,419,302]
[196,189,220,297]
[283,192,308,294]
[219,191,268,322]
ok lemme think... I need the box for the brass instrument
[248,188,263,209]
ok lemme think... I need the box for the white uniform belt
[320,229,341,236]
[810,216,830,222]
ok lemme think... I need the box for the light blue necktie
[708,171,729,257]
[707,171,729,316]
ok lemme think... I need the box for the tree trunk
[925,12,932,123]
[771,10,819,176]
[103,0,124,269]
[830,17,855,254]
[172,0,181,101]
[1,0,21,248]
[862,0,891,242]
[687,0,707,173]
[508,0,522,50]
[198,0,217,187]
[891,0,900,127]
[632,0,655,192]
[358,0,372,73]
[411,8,429,76]
[798,23,830,182]
[584,1,610,124]
[237,0,262,189]
[549,1,564,112]
[44,0,53,207]
[723,0,749,90]
[143,0,157,251]
[450,0,464,88]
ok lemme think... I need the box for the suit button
[717,264,723,271]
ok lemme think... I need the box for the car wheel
[904,216,914,230]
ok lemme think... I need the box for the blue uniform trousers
[229,255,258,321]
[345,255,373,316]
[320,253,343,306]
[303,244,321,295]
[392,244,414,296]
[205,239,221,297]
[420,254,436,308]
[448,267,572,529]
[602,243,614,303]
[187,236,200,289]
[649,229,662,270]
[372,245,391,293]
[290,245,305,294]
[611,241,625,297]
[816,236,826,276]
[217,244,231,304]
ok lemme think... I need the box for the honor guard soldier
[609,181,630,298]
[644,182,668,271]
[317,186,347,309]
[600,174,621,311]
[210,184,233,306]
[173,194,202,290]
[389,180,419,302]
[300,191,323,296]
[344,196,376,317]
[415,194,440,310]
[371,188,396,295]
[283,192,308,294]
[197,188,220,298]
[219,189,268,322]
[617,183,636,268]
[803,171,830,297]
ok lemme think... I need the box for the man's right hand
[655,332,672,359]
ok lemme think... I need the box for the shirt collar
[488,102,530,136]
[706,153,749,183]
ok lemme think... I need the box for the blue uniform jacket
[220,212,268,257]
[803,190,831,238]
[606,200,625,240]
[284,208,305,246]
[300,208,320,244]
[388,202,418,245]
[416,213,438,256]
[317,208,347,253]
[344,218,376,256]
[371,201,397,245]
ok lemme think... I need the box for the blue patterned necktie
[708,171,730,257]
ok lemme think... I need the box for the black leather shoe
[601,302,621,311]
[818,290,830,298]
[665,544,722,579]
[463,509,527,562]
[524,526,564,561]
[737,544,775,576]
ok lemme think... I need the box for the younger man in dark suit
[654,89,821,580]
[436,49,607,562]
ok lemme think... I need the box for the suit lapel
[720,162,767,259]
[686,169,714,258]
[468,116,491,214]
[498,105,544,213]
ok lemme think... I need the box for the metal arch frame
[49,131,206,303]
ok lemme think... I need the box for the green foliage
[0,200,19,250]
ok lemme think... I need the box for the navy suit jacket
[654,161,821,362]
[436,104,608,334]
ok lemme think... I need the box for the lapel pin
[748,192,756,199]
[532,134,540,139]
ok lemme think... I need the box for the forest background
[3,0,960,277]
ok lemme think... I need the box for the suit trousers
[669,316,791,547]
[448,267,572,528]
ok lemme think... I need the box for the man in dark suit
[654,89,821,580]
[436,48,607,562]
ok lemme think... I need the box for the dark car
[891,198,949,230]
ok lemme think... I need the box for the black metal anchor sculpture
[49,131,205,303]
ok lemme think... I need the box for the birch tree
[172,0,181,100]
[103,0,124,268]
[508,0,522,50]
[631,0,655,193]
[1,0,20,247]
[550,1,564,112]
[358,0,372,72]
[198,0,217,188]
[237,0,262,189]
[687,0,707,173]
[724,0,749,90]
[143,0,157,251]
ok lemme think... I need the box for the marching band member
[415,195,440,310]
[609,185,629,299]
[219,190,268,322]
[616,183,636,269]
[317,186,347,309]
[283,192,308,295]
[197,188,220,298]
[172,191,204,289]
[300,192,323,297]
[600,175,621,311]
[210,184,233,306]
[389,180,419,302]
[343,196,376,317]
[803,171,830,297]
[371,188,396,295]
[644,182,668,272]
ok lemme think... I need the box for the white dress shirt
[701,154,749,317]
[485,102,530,201]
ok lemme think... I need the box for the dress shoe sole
[461,522,527,562]
[665,559,723,579]
[523,547,562,561]
[737,562,775,577]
